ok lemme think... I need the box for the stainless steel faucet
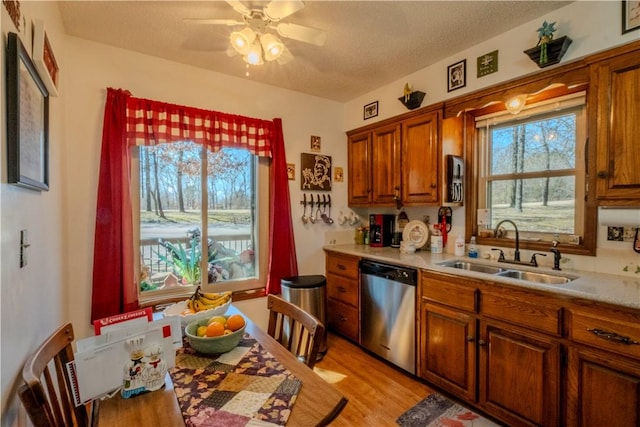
[493,219,521,262]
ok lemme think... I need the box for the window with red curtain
[91,89,297,322]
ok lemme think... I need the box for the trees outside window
[136,143,261,296]
[476,94,586,242]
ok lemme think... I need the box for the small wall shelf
[524,36,572,68]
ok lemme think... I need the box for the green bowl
[185,317,246,355]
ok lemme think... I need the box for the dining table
[93,304,348,426]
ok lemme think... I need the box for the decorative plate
[403,220,430,249]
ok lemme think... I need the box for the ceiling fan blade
[264,0,305,21]
[225,0,251,17]
[276,22,326,46]
[184,18,244,26]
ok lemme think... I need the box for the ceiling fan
[185,0,326,66]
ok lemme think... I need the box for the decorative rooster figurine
[403,83,412,103]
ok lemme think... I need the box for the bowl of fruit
[185,313,247,355]
[163,287,232,331]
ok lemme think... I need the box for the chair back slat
[267,294,325,369]
[19,323,90,427]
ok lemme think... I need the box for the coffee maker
[369,214,395,247]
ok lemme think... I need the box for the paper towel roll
[598,208,640,227]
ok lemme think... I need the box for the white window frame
[475,92,586,242]
[132,145,269,306]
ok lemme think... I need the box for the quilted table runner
[170,334,302,427]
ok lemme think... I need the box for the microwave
[369,214,395,247]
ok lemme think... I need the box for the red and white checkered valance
[126,96,274,157]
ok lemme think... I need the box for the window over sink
[467,87,596,256]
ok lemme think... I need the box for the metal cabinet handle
[478,339,487,346]
[336,264,346,271]
[466,336,474,342]
[587,328,640,345]
[596,171,608,178]
[337,286,347,293]
[339,316,348,322]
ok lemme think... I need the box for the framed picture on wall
[300,153,332,190]
[363,101,378,120]
[622,0,640,34]
[448,59,466,92]
[32,19,59,96]
[6,32,50,191]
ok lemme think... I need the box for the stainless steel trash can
[280,275,327,360]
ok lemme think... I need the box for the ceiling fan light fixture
[230,27,256,54]
[245,41,264,65]
[260,33,284,61]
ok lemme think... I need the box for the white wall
[1,2,68,425]
[343,1,640,276]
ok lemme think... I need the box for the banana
[197,293,230,307]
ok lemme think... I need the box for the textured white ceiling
[58,1,572,102]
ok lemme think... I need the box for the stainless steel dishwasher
[360,260,417,374]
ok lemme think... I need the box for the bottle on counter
[454,235,465,256]
[468,236,478,258]
[430,224,443,253]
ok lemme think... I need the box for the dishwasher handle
[360,260,417,286]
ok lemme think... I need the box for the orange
[205,321,225,337]
[225,314,245,332]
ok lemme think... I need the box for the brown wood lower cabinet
[419,269,640,427]
[420,301,476,402]
[566,345,640,427]
[478,320,561,427]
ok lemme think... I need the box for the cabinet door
[371,123,402,205]
[401,111,440,205]
[478,321,561,427]
[593,50,640,203]
[347,131,372,206]
[566,346,640,427]
[420,301,476,402]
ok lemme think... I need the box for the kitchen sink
[437,260,578,285]
[494,269,576,284]
[437,260,506,275]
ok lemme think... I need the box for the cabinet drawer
[480,291,561,336]
[568,310,640,360]
[327,273,358,307]
[327,299,359,342]
[326,253,359,280]
[421,275,477,312]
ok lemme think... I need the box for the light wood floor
[314,332,435,426]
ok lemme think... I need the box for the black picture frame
[363,101,378,120]
[622,0,640,34]
[6,32,50,191]
[447,59,466,92]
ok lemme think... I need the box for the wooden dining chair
[19,322,92,427]
[267,294,326,370]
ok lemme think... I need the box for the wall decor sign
[477,50,498,78]
[300,153,332,191]
[448,59,466,92]
[6,32,50,191]
[363,101,378,120]
[622,0,640,34]
[310,135,321,152]
[32,19,59,96]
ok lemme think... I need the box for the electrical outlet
[623,227,636,242]
[607,226,624,241]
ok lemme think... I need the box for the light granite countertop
[323,244,640,311]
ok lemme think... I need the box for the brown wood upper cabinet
[591,48,640,204]
[347,107,442,207]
